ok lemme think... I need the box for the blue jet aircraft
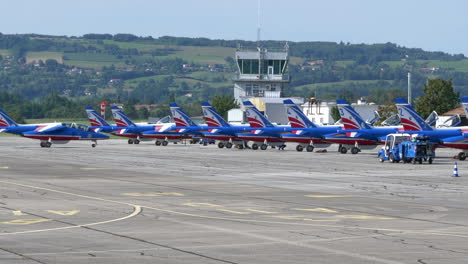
[235,101,290,150]
[201,102,249,149]
[395,97,468,160]
[324,99,400,154]
[0,109,108,147]
[281,99,339,152]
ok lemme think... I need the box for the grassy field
[26,51,63,64]
[0,49,12,56]
[416,59,468,72]
[292,79,392,91]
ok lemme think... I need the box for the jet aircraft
[0,109,108,147]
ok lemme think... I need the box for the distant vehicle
[324,99,399,154]
[0,109,108,147]
[280,99,338,152]
[201,102,249,149]
[395,98,468,160]
[378,134,435,164]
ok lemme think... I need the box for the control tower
[233,44,290,102]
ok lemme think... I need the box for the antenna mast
[257,0,261,45]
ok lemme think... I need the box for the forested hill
[1,32,468,119]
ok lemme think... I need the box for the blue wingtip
[201,102,211,107]
[111,105,120,109]
[394,97,408,104]
[336,99,349,105]
[242,101,254,106]
[283,99,295,105]
[169,103,179,108]
[85,106,94,110]
[462,96,468,104]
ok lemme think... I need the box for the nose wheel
[40,142,52,148]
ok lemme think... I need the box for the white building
[302,98,379,125]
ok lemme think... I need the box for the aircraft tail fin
[243,101,274,128]
[395,98,433,131]
[336,99,372,129]
[201,102,231,127]
[111,106,137,127]
[0,109,18,127]
[283,99,317,128]
[170,103,197,127]
[86,106,110,127]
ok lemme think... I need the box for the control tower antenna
[257,0,261,46]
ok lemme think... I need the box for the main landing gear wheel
[351,147,360,154]
[134,139,140,144]
[44,142,51,148]
[296,145,304,152]
[155,141,161,146]
[162,141,168,146]
[128,139,134,144]
[339,146,348,154]
[252,143,259,150]
[92,144,96,148]
[260,144,268,150]
[226,142,233,149]
[40,142,46,148]
[218,142,225,148]
[306,145,314,152]
[458,152,466,161]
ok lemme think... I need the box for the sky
[2,0,468,55]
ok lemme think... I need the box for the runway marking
[183,202,222,207]
[246,209,276,214]
[273,215,304,220]
[47,210,80,216]
[335,215,395,220]
[305,194,352,198]
[293,208,337,213]
[1,219,51,225]
[0,180,141,236]
[0,166,8,169]
[2,180,468,243]
[12,210,27,216]
[123,192,184,197]
[303,218,339,222]
[216,209,249,215]
[80,168,110,170]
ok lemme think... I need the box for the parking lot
[1,138,468,263]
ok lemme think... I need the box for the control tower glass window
[238,59,259,74]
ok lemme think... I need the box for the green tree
[211,95,238,120]
[330,106,340,123]
[415,79,459,118]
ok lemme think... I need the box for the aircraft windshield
[425,111,438,126]
[62,122,90,131]
[438,115,461,128]
[381,114,400,126]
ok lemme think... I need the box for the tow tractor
[378,133,435,164]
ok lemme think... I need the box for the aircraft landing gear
[351,147,360,154]
[91,140,97,148]
[306,145,314,152]
[252,143,259,150]
[162,141,168,146]
[41,142,51,148]
[218,142,225,148]
[339,146,348,154]
[296,145,303,152]
[155,141,161,146]
[128,139,134,144]
[134,139,140,144]
[260,144,268,150]
[225,142,233,149]
[458,152,467,161]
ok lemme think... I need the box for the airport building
[232,44,304,125]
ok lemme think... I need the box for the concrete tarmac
[1,137,468,264]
